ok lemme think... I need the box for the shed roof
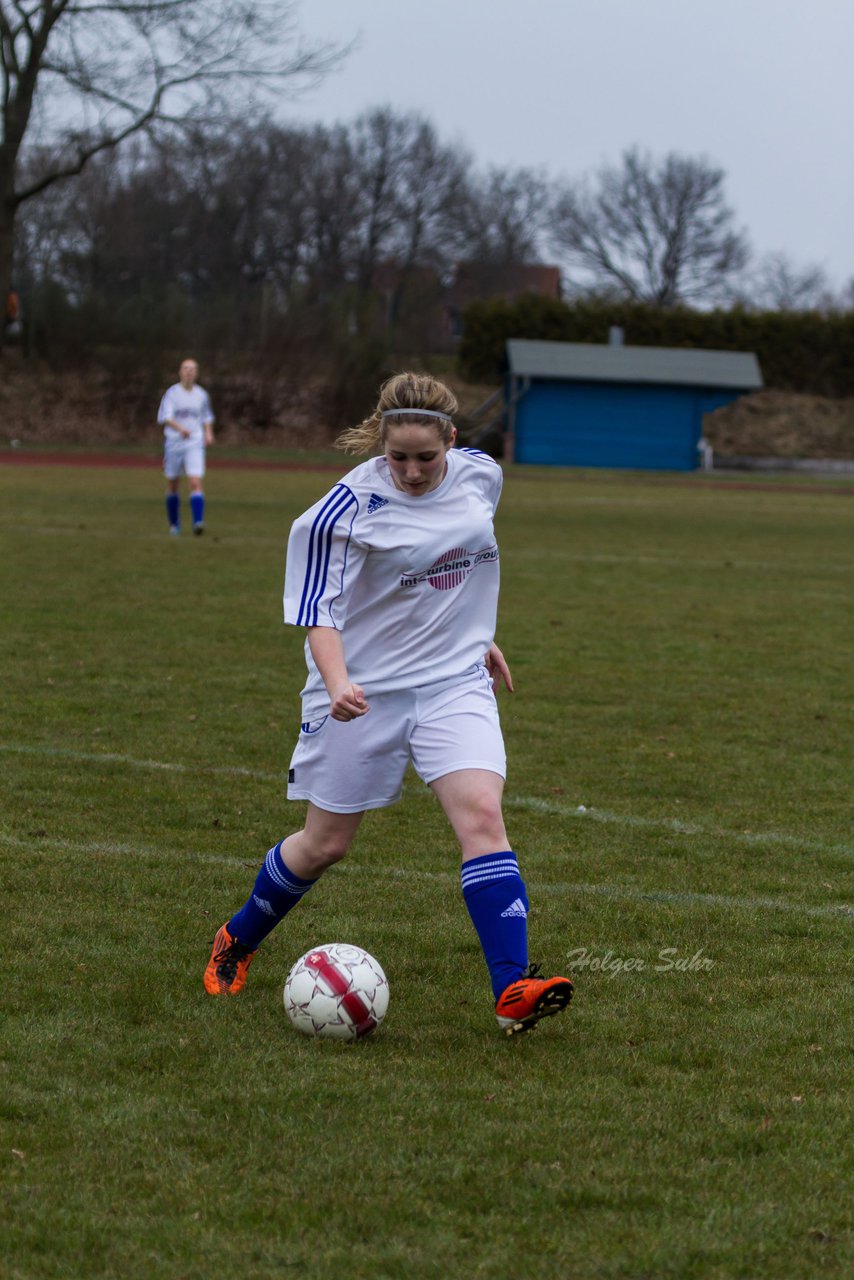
[506,339,763,390]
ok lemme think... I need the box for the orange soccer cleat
[495,963,574,1036]
[203,923,257,996]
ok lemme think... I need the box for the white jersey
[284,448,503,716]
[158,382,214,443]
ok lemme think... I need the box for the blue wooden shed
[505,338,763,471]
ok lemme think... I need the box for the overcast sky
[288,0,854,288]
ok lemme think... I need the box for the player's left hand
[485,642,513,693]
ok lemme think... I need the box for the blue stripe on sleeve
[459,447,500,466]
[296,485,358,626]
[296,485,346,623]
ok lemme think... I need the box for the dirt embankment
[1,355,852,459]
[703,390,854,459]
[0,354,502,451]
[0,355,335,449]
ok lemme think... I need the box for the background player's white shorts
[287,665,506,813]
[163,436,205,479]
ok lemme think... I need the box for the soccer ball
[283,943,389,1041]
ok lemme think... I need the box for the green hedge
[457,295,854,397]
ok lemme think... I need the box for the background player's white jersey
[284,448,503,715]
[158,382,214,442]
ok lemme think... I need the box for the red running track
[0,451,340,472]
[0,450,851,493]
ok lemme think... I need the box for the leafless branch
[551,148,749,306]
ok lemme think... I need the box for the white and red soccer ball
[284,943,389,1041]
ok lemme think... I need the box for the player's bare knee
[460,791,507,846]
[319,837,351,865]
[303,834,351,874]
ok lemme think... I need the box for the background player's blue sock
[227,842,317,949]
[190,492,204,526]
[166,493,180,528]
[461,851,529,1000]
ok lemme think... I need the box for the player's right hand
[330,684,370,722]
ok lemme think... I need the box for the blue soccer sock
[166,492,180,528]
[227,842,317,950]
[190,492,205,526]
[461,851,529,1001]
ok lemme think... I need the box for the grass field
[1,459,852,1280]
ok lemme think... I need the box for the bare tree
[244,124,316,297]
[299,123,362,297]
[835,277,854,312]
[449,165,550,265]
[550,147,749,307]
[347,108,469,332]
[349,108,414,295]
[0,0,345,347]
[745,250,831,311]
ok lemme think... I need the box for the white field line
[0,741,278,781]
[0,827,849,920]
[504,795,854,859]
[2,740,852,862]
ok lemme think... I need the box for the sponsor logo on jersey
[401,543,498,591]
[366,492,389,514]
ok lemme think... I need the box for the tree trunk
[0,194,16,357]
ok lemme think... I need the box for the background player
[158,358,214,535]
[203,372,573,1035]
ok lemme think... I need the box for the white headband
[381,408,453,422]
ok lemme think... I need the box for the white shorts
[286,666,506,813]
[163,437,205,480]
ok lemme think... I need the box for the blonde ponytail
[335,372,458,455]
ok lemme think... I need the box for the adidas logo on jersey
[500,897,528,918]
[367,492,389,514]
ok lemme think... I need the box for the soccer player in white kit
[158,358,214,535]
[204,373,573,1035]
